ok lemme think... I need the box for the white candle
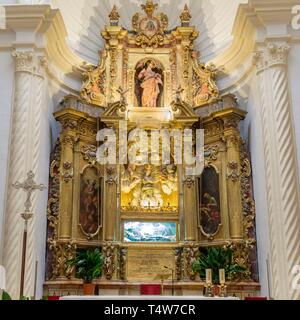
[219,269,226,284]
[206,269,212,284]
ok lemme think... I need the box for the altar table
[60,295,239,300]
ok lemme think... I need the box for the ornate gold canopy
[80,0,219,109]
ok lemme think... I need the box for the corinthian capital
[267,43,290,67]
[12,50,34,73]
[253,43,290,73]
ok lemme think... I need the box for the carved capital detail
[226,161,240,182]
[184,176,195,189]
[106,167,117,185]
[253,43,290,73]
[12,50,34,73]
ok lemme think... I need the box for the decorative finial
[109,5,120,26]
[180,4,192,27]
[141,0,158,17]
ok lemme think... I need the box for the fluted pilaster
[253,43,300,300]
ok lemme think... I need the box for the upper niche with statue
[80,0,220,113]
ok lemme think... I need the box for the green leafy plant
[68,248,104,284]
[192,247,246,284]
[2,291,12,300]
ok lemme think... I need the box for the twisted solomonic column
[253,43,300,300]
[3,50,47,299]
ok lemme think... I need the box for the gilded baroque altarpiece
[45,1,259,297]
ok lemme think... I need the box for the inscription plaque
[126,247,175,281]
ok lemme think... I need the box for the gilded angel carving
[192,52,219,107]
[121,164,177,209]
[80,50,107,107]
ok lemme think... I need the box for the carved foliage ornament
[174,247,184,281]
[192,55,219,107]
[62,161,73,183]
[118,247,127,281]
[103,243,116,280]
[48,239,77,280]
[132,0,168,48]
[47,140,61,241]
[184,244,199,281]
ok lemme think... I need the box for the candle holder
[204,283,213,297]
[219,283,227,297]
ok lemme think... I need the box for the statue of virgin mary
[138,60,163,108]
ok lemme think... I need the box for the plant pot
[212,285,221,297]
[83,283,95,296]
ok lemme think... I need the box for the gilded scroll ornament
[192,54,219,107]
[204,146,219,162]
[80,51,107,107]
[81,145,97,165]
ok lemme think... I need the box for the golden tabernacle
[44,0,259,299]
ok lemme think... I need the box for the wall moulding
[3,1,300,98]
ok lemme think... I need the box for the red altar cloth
[140,284,162,295]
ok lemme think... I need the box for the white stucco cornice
[4,4,85,93]
[3,1,300,97]
[213,0,300,96]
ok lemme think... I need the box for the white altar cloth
[60,295,239,300]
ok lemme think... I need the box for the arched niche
[134,58,164,108]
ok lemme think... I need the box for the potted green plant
[68,248,104,295]
[192,247,246,295]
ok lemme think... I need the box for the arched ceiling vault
[50,0,248,65]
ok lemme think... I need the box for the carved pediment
[101,102,126,125]
[171,100,199,124]
[132,0,169,48]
